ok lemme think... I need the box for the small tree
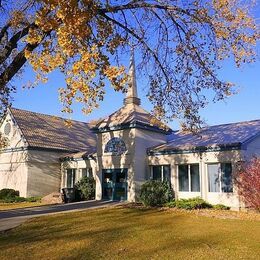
[234,157,260,211]
[74,176,96,201]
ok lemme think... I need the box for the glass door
[102,169,128,201]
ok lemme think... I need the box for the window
[178,164,200,192]
[66,169,76,188]
[82,168,93,178]
[207,163,233,193]
[150,165,171,182]
[104,137,127,155]
[4,122,11,135]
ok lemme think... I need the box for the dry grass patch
[0,206,259,259]
[0,202,47,211]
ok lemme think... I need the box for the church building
[0,56,259,209]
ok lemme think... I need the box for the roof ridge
[10,107,90,125]
[203,118,260,129]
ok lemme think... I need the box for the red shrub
[234,157,260,211]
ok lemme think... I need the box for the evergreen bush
[140,180,173,207]
[74,176,96,201]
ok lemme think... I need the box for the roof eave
[92,121,172,135]
[147,143,242,156]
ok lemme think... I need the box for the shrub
[165,200,176,208]
[234,157,260,211]
[166,197,212,210]
[74,176,96,201]
[213,204,230,210]
[0,188,19,199]
[140,180,173,207]
[26,196,41,202]
[1,196,26,203]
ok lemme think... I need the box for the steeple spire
[124,50,141,106]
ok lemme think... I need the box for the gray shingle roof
[10,108,97,153]
[149,119,260,153]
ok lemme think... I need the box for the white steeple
[124,50,141,106]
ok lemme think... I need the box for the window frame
[66,169,76,188]
[150,165,171,182]
[177,164,200,192]
[207,162,233,193]
[81,168,93,178]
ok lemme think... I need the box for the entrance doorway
[102,168,128,201]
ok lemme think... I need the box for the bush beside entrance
[74,176,96,201]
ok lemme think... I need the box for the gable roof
[93,103,172,134]
[148,119,260,154]
[9,108,96,153]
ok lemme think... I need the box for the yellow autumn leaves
[20,0,128,115]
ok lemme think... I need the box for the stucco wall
[133,129,168,201]
[0,150,28,197]
[0,112,29,197]
[26,150,67,197]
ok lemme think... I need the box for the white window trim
[207,162,233,193]
[177,164,201,192]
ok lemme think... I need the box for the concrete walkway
[0,200,120,232]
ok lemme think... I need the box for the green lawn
[0,206,259,260]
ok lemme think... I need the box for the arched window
[104,137,127,156]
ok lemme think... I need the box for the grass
[0,201,46,211]
[0,206,259,260]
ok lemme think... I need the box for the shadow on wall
[25,150,65,197]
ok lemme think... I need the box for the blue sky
[12,54,260,130]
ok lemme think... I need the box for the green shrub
[74,176,96,201]
[213,204,230,210]
[0,188,19,199]
[166,197,213,210]
[165,200,176,208]
[25,196,41,202]
[1,196,26,203]
[140,180,173,207]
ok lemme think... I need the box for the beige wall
[0,150,28,197]
[133,129,167,201]
[26,150,66,197]
[0,112,29,197]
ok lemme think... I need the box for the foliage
[166,197,213,210]
[0,188,41,203]
[74,176,96,201]
[0,0,259,130]
[0,188,19,199]
[140,180,173,207]
[213,204,230,210]
[0,133,8,149]
[234,157,260,211]
[1,196,27,203]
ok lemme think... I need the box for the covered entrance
[102,168,128,201]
